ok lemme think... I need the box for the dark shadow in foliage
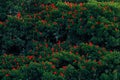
[6,45,21,55]
[0,13,7,21]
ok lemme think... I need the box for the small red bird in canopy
[17,12,21,19]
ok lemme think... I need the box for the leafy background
[0,0,120,80]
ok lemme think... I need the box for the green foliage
[0,0,120,80]
[42,72,64,80]
[97,0,120,2]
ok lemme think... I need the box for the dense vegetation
[0,0,120,80]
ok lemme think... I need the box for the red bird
[17,12,21,19]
